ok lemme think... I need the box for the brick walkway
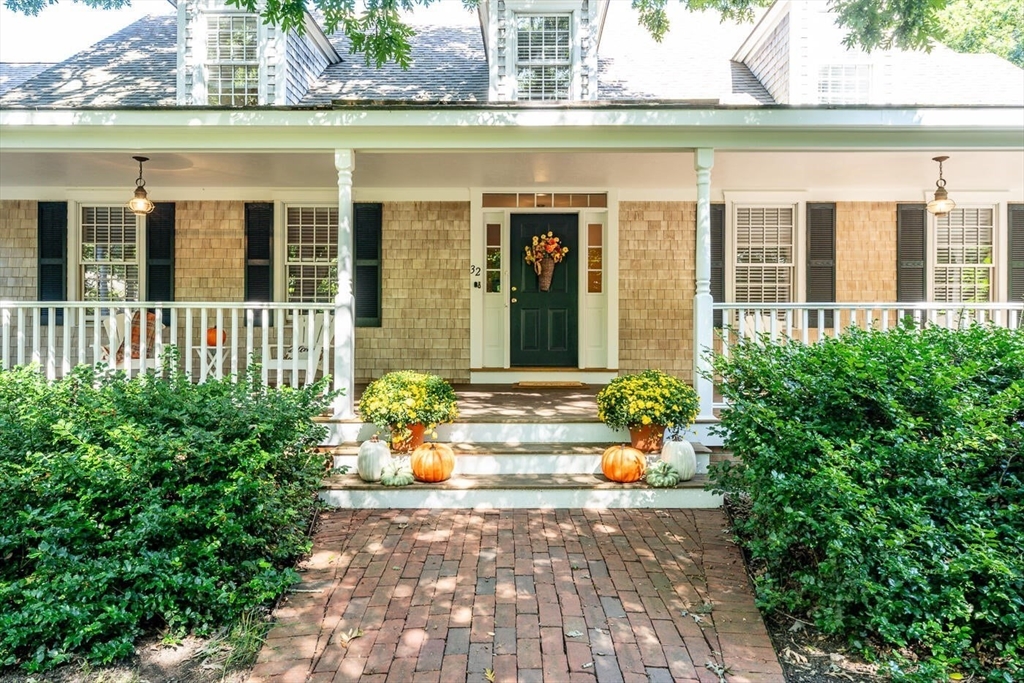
[249,509,784,683]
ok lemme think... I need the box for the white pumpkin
[357,435,392,482]
[661,437,697,481]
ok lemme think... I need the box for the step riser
[319,488,723,509]
[322,422,629,445]
[333,453,711,476]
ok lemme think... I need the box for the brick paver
[249,509,784,683]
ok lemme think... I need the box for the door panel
[510,214,578,367]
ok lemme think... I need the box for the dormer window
[515,14,572,101]
[817,63,872,104]
[206,14,260,106]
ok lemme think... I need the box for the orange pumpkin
[601,445,647,483]
[206,327,227,346]
[410,443,455,483]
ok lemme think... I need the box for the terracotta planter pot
[390,423,426,453]
[628,423,665,453]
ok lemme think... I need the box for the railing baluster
[215,307,225,380]
[185,308,194,379]
[1,306,10,370]
[231,308,239,380]
[260,309,270,386]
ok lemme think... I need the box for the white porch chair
[263,312,330,383]
[97,312,166,373]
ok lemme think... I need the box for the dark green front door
[510,214,578,367]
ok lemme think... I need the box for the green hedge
[709,323,1023,681]
[0,361,334,672]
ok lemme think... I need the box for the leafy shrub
[0,360,334,672]
[709,323,1023,680]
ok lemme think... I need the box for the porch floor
[351,384,603,423]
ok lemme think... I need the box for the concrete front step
[331,441,712,475]
[319,473,722,509]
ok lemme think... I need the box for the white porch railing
[0,301,335,389]
[708,301,1023,410]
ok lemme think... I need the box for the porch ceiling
[0,149,1021,197]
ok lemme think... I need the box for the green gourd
[646,461,681,488]
[380,459,415,487]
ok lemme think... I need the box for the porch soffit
[0,107,1022,153]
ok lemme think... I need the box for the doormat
[513,381,587,388]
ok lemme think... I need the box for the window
[80,206,140,301]
[286,206,338,304]
[933,207,994,303]
[515,14,572,101]
[817,64,871,104]
[587,223,603,293]
[280,204,382,327]
[206,15,259,106]
[733,206,795,304]
[485,223,501,292]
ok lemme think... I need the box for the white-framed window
[733,206,796,304]
[817,63,871,104]
[285,205,338,304]
[933,206,995,303]
[206,14,260,106]
[79,206,141,301]
[515,14,572,101]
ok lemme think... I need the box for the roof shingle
[0,15,175,108]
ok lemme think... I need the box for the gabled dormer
[176,0,340,106]
[478,0,608,102]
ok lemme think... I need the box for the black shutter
[146,202,175,325]
[897,204,927,303]
[245,202,274,304]
[354,203,382,328]
[1009,204,1024,304]
[38,202,68,324]
[710,204,725,327]
[806,203,836,328]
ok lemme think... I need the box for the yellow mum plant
[358,371,459,436]
[596,370,699,431]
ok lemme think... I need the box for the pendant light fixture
[127,155,156,216]
[926,156,956,217]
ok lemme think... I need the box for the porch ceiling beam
[1,107,1021,152]
[1,126,1020,152]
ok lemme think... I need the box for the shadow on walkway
[250,509,784,683]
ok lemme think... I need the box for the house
[1,0,1022,448]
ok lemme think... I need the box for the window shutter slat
[354,203,382,327]
[710,204,725,327]
[146,202,175,324]
[897,204,927,302]
[806,203,836,327]
[245,203,273,304]
[1009,204,1024,303]
[38,202,68,324]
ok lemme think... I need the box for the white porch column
[693,148,716,421]
[334,149,356,418]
